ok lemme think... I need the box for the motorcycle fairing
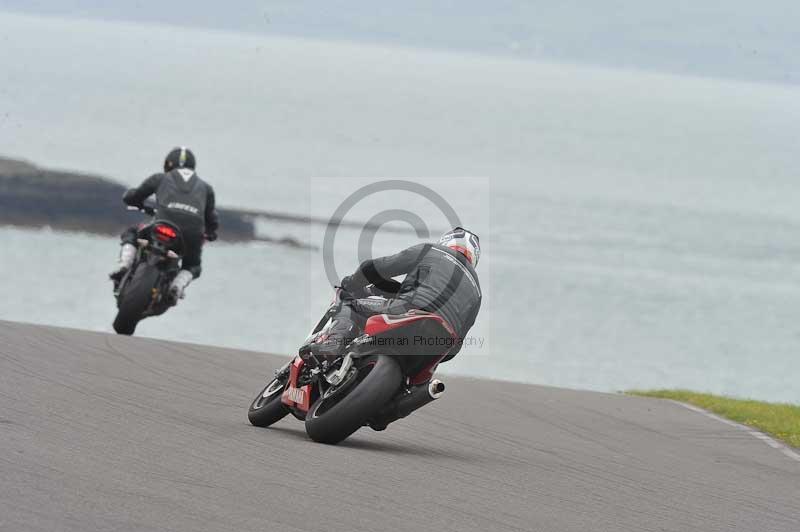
[281,358,312,412]
[363,311,456,385]
[364,311,456,338]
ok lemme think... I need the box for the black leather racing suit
[121,169,219,278]
[323,243,482,361]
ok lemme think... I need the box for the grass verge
[627,390,800,449]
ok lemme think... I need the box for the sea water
[1,12,799,402]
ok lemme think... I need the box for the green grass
[627,390,800,449]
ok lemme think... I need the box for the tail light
[154,224,177,242]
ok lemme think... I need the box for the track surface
[1,321,798,532]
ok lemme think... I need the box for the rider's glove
[205,232,218,242]
[340,274,357,292]
[341,275,369,299]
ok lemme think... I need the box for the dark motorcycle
[112,205,184,335]
[248,286,456,444]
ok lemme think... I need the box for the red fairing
[281,357,312,412]
[364,311,457,386]
[365,311,456,338]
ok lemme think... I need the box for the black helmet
[164,147,196,172]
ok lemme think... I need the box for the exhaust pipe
[428,379,445,399]
[370,379,445,430]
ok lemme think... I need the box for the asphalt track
[1,320,798,532]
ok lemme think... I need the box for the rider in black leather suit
[110,147,218,300]
[303,227,482,361]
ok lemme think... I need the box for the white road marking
[671,400,800,464]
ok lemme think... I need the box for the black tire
[113,264,159,335]
[248,378,290,427]
[305,355,402,445]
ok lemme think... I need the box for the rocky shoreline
[0,157,308,247]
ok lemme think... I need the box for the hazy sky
[2,1,798,85]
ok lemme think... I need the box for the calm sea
[1,12,799,402]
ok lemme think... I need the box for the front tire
[305,355,402,445]
[113,264,159,335]
[248,378,290,427]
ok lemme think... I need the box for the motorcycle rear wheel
[113,265,159,335]
[304,355,402,445]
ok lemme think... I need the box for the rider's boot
[299,320,357,363]
[168,269,194,304]
[109,243,137,286]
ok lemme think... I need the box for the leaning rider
[302,227,482,361]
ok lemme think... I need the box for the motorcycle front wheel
[304,355,402,445]
[248,377,290,427]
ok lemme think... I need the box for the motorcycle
[112,205,185,335]
[248,286,455,444]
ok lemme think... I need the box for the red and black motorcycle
[248,287,455,444]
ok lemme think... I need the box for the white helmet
[439,227,481,267]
